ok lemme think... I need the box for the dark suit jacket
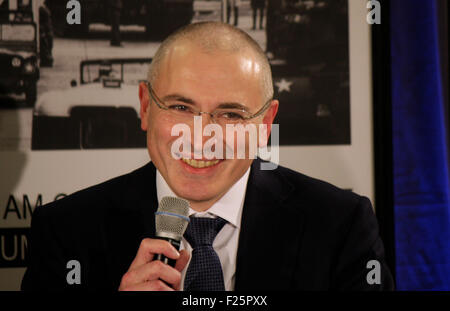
[21,159,394,291]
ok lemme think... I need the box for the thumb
[174,249,190,273]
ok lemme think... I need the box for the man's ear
[259,99,279,147]
[139,82,150,131]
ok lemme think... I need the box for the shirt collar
[156,167,251,228]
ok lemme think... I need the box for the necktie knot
[184,216,227,248]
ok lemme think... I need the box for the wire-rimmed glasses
[146,81,272,126]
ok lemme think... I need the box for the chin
[175,184,219,203]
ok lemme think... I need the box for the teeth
[181,158,220,168]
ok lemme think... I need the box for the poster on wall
[0,0,374,291]
[1,0,350,151]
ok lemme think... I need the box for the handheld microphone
[154,196,190,267]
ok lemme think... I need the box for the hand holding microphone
[118,197,191,291]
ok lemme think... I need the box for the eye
[218,111,246,120]
[167,104,193,113]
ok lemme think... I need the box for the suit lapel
[104,162,159,289]
[235,159,306,290]
[103,160,305,290]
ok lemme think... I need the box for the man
[39,0,54,67]
[265,0,282,58]
[22,22,394,291]
[107,0,122,47]
[226,0,239,27]
[251,0,265,30]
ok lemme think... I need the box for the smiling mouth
[181,158,221,168]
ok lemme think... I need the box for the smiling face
[139,41,278,211]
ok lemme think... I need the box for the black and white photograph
[0,0,349,150]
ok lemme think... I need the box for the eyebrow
[161,94,195,105]
[216,102,250,112]
[161,94,250,112]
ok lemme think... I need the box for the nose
[191,113,222,158]
[199,111,216,124]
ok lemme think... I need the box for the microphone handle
[155,236,181,267]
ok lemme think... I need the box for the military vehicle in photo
[266,0,350,145]
[32,58,148,149]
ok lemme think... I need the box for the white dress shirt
[156,167,250,291]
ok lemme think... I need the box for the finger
[124,260,182,286]
[174,249,190,273]
[129,238,180,270]
[173,250,191,291]
[120,279,175,291]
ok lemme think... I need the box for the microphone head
[155,196,190,241]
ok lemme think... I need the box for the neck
[188,196,221,212]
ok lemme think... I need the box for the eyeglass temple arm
[244,99,273,120]
[146,82,168,110]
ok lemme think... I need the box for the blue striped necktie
[183,216,227,291]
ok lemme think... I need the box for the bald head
[148,22,274,102]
